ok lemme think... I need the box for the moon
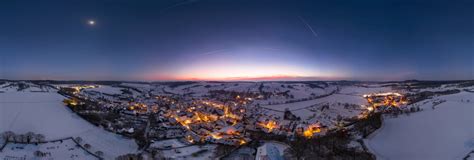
[87,20,96,26]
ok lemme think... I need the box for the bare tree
[84,143,91,149]
[36,134,45,143]
[25,132,35,143]
[286,136,309,159]
[75,137,83,144]
[34,150,44,157]
[1,131,15,142]
[95,151,104,157]
[15,134,26,143]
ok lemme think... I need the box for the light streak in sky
[198,49,229,56]
[298,16,318,39]
[160,0,199,13]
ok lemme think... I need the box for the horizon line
[1,78,473,83]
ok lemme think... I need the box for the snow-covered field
[1,139,97,160]
[150,139,187,148]
[338,85,394,96]
[261,141,289,156]
[161,144,217,159]
[83,85,124,95]
[262,93,365,111]
[367,91,474,160]
[0,91,138,159]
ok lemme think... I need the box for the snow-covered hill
[367,91,474,160]
[0,83,138,159]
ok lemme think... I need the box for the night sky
[1,0,473,81]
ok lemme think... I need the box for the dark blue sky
[0,0,473,81]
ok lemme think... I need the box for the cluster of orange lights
[167,99,249,146]
[303,124,322,138]
[194,112,217,122]
[364,92,408,110]
[222,106,241,120]
[210,133,223,139]
[63,99,78,106]
[128,103,148,113]
[200,101,224,109]
[259,120,278,132]
[234,95,255,105]
[70,85,97,94]
[239,139,246,145]
[172,115,193,129]
[186,135,194,143]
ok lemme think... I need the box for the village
[59,84,330,146]
[56,81,421,159]
[2,80,471,159]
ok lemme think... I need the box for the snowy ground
[262,141,289,156]
[261,91,366,112]
[338,85,394,96]
[1,139,97,160]
[161,144,217,159]
[0,91,138,159]
[0,82,55,93]
[367,91,474,160]
[83,85,124,95]
[258,93,366,126]
[150,139,187,148]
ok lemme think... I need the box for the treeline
[406,89,461,105]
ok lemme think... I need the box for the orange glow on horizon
[142,62,346,81]
[145,74,345,81]
[174,74,331,81]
